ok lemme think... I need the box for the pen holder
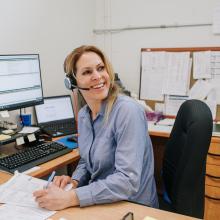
[21,114,32,126]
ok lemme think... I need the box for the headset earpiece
[64,74,90,91]
[64,74,77,90]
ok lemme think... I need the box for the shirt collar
[81,98,108,119]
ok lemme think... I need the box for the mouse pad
[55,135,78,149]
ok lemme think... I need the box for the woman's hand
[33,185,79,210]
[53,175,79,189]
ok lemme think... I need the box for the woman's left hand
[33,184,79,210]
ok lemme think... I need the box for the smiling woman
[33,45,158,211]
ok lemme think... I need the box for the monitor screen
[35,95,74,124]
[0,54,44,111]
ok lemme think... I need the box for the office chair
[159,99,213,218]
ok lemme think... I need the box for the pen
[44,171,56,189]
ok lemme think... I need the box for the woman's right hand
[53,175,78,189]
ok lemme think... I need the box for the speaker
[64,74,76,90]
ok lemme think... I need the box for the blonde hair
[64,45,119,122]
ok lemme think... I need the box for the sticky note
[16,137,25,146]
[27,133,36,142]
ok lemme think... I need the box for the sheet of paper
[18,126,40,134]
[140,51,166,101]
[205,98,217,120]
[164,95,188,116]
[162,52,191,96]
[148,121,172,133]
[209,74,220,104]
[211,51,220,75]
[156,118,175,126]
[0,172,72,208]
[193,51,211,79]
[188,79,213,100]
[0,204,55,220]
[0,110,10,118]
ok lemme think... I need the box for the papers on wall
[140,52,166,101]
[162,52,191,96]
[193,51,211,79]
[164,95,188,116]
[211,51,220,75]
[213,3,220,34]
[209,75,220,104]
[140,50,220,113]
[205,99,217,120]
[188,79,214,100]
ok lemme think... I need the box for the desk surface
[148,123,220,143]
[0,171,199,220]
[0,148,80,178]
[49,201,199,220]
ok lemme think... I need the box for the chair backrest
[162,99,213,218]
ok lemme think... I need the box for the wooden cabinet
[205,137,220,220]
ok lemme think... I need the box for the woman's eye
[82,70,91,75]
[98,66,105,71]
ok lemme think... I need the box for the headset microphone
[64,75,90,91]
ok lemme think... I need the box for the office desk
[0,171,200,220]
[50,201,200,220]
[148,126,220,220]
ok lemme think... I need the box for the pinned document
[189,79,213,100]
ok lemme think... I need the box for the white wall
[94,0,220,95]
[1,0,220,123]
[0,0,95,121]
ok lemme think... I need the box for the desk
[0,170,200,220]
[148,126,220,220]
[0,139,200,220]
[51,201,200,220]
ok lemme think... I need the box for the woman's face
[75,52,110,103]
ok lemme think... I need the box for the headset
[64,74,90,91]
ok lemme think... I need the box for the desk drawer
[209,140,220,155]
[207,141,220,165]
[205,185,220,219]
[205,185,220,200]
[206,164,220,187]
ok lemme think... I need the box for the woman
[33,45,158,210]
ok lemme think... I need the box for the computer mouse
[67,135,77,142]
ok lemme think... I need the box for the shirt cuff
[72,171,83,182]
[75,186,94,207]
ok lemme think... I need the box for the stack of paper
[0,172,72,220]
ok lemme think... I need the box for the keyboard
[0,142,72,173]
[41,121,77,137]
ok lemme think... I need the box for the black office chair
[159,99,213,218]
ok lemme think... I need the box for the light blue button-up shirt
[72,95,158,208]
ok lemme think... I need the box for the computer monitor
[0,54,44,111]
